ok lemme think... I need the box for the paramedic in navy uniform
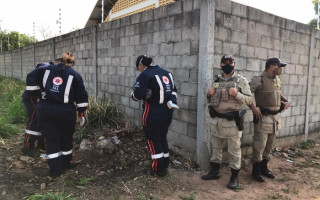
[131,55,179,177]
[26,52,88,178]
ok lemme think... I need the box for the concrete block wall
[0,53,5,76]
[96,0,201,159]
[213,0,314,146]
[21,46,35,81]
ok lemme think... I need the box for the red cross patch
[53,77,63,86]
[162,76,169,84]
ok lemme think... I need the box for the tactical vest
[209,75,241,114]
[255,73,281,109]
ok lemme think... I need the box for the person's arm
[74,73,89,120]
[26,67,45,98]
[131,72,150,101]
[281,94,291,111]
[230,77,253,105]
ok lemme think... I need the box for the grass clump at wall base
[0,76,27,137]
[74,96,129,142]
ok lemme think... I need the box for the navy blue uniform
[26,63,88,176]
[22,62,53,152]
[132,65,177,175]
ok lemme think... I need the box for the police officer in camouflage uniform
[202,54,253,190]
[249,57,290,182]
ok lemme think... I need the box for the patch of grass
[281,188,290,194]
[179,193,195,200]
[0,76,26,137]
[276,175,290,183]
[77,177,96,186]
[292,188,299,195]
[136,193,147,200]
[267,194,283,199]
[28,190,76,200]
[300,141,313,149]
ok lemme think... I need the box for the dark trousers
[23,96,45,149]
[143,103,173,173]
[37,101,76,176]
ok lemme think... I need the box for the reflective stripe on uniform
[64,75,74,103]
[26,86,40,91]
[172,92,177,97]
[46,152,62,159]
[168,73,175,88]
[61,149,73,155]
[151,152,164,159]
[43,70,50,88]
[155,75,164,104]
[77,103,88,107]
[25,129,41,136]
[164,153,169,158]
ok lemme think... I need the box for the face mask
[274,67,282,75]
[221,64,234,74]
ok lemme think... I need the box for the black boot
[201,162,221,180]
[252,162,265,182]
[227,168,240,190]
[261,159,275,179]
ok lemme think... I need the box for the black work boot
[201,162,221,180]
[261,159,275,179]
[227,168,240,190]
[252,162,265,182]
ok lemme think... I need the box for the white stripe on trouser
[61,149,73,155]
[26,86,40,91]
[168,73,175,88]
[164,153,169,158]
[64,75,74,103]
[77,103,88,107]
[155,75,164,104]
[151,152,164,159]
[25,129,41,136]
[46,152,62,159]
[43,70,50,88]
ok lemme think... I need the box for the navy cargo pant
[37,100,76,176]
[143,102,173,174]
[23,96,45,150]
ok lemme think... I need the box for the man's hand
[207,88,215,97]
[228,87,238,97]
[281,101,291,112]
[252,106,262,119]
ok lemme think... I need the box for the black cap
[220,54,235,63]
[266,57,287,67]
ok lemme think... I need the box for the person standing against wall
[26,52,88,178]
[131,55,179,177]
[203,54,253,190]
[22,58,61,157]
[249,57,290,182]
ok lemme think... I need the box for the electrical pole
[102,0,104,23]
[7,36,10,50]
[18,35,20,48]
[0,40,2,53]
[33,22,36,43]
[59,8,62,34]
[318,0,320,29]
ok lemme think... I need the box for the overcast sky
[0,0,317,41]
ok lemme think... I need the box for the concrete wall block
[215,0,232,14]
[141,9,154,22]
[129,35,140,46]
[171,119,188,135]
[254,47,268,60]
[174,69,190,82]
[182,27,199,41]
[174,40,191,55]
[153,55,166,66]
[180,82,197,96]
[247,33,261,47]
[154,5,168,20]
[240,45,255,58]
[296,23,311,34]
[182,0,194,12]
[160,17,175,31]
[246,59,261,72]
[268,49,280,58]
[214,40,223,54]
[231,1,247,18]
[222,43,239,56]
[299,54,309,66]
[166,56,182,68]
[134,46,147,56]
[147,21,160,33]
[120,57,129,67]
[131,13,141,24]
[255,23,270,36]
[166,29,182,43]
[215,26,231,42]
[153,31,166,44]
[285,20,297,31]
[296,115,305,126]
[160,43,174,56]
[147,44,159,56]
[125,25,135,36]
[300,34,311,45]
[248,7,261,21]
[231,30,247,44]
[167,0,182,16]
[261,12,275,25]
[141,33,153,45]
[290,53,299,65]
[181,55,198,69]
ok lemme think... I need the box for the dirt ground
[1,129,320,200]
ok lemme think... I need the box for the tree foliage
[308,0,319,29]
[0,31,37,52]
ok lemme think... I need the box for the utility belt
[259,102,285,115]
[208,105,246,131]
